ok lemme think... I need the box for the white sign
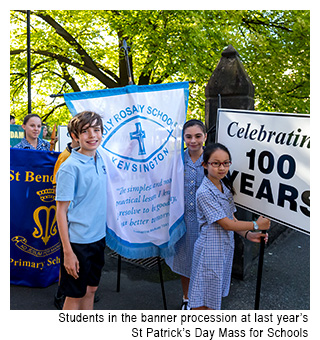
[57,125,70,152]
[217,109,310,234]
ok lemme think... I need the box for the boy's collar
[71,148,97,163]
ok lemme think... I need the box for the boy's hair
[67,116,78,138]
[72,111,104,139]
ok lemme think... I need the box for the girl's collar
[204,176,228,196]
[185,148,203,165]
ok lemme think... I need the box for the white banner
[64,82,189,258]
[216,109,310,234]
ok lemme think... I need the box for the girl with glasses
[188,143,270,310]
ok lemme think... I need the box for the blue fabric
[10,148,60,287]
[56,149,107,244]
[105,215,186,259]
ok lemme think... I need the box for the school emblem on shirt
[101,110,178,173]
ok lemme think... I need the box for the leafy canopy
[10,10,310,128]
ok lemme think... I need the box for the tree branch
[242,14,293,33]
[58,61,81,92]
[41,102,66,122]
[16,10,120,88]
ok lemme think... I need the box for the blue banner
[10,148,60,287]
[64,82,188,259]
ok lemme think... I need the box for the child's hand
[64,251,80,279]
[247,231,269,244]
[257,216,270,230]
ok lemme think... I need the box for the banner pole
[157,257,167,310]
[116,254,122,292]
[27,10,32,113]
[120,39,134,85]
[254,231,267,310]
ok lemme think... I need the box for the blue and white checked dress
[189,176,236,310]
[165,149,204,278]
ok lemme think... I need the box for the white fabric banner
[64,82,189,258]
[217,109,310,234]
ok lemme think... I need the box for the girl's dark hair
[23,114,41,125]
[183,119,206,135]
[203,143,235,195]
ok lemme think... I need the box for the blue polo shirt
[56,149,107,244]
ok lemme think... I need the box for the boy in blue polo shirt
[56,111,107,310]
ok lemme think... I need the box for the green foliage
[10,10,310,128]
[235,10,310,114]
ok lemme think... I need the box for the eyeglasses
[207,161,232,168]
